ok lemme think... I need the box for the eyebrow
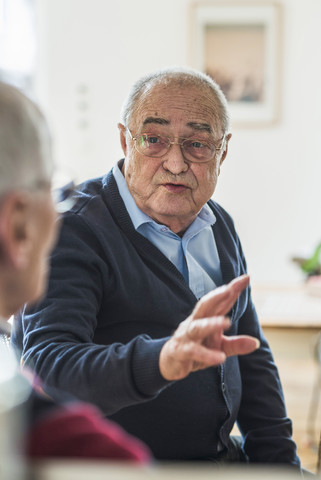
[142,117,169,126]
[142,117,213,133]
[186,122,213,133]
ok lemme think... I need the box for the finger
[193,286,233,319]
[213,275,250,316]
[193,275,250,320]
[229,275,250,297]
[183,342,227,368]
[159,336,227,380]
[204,327,224,350]
[222,335,260,357]
[186,316,230,342]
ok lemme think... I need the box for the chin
[152,201,193,216]
[158,207,196,219]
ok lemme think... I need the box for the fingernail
[254,339,260,349]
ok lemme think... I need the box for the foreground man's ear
[0,193,32,270]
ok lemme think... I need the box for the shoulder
[69,172,111,214]
[61,170,120,233]
[54,169,129,259]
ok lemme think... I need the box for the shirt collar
[113,161,216,232]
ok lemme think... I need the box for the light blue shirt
[113,163,223,299]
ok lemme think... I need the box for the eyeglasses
[127,128,226,163]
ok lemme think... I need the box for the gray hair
[0,82,52,197]
[120,66,230,133]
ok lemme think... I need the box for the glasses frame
[126,128,226,163]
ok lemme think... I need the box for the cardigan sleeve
[16,210,171,416]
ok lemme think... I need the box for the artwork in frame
[189,1,282,127]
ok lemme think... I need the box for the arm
[16,186,297,464]
[19,213,170,415]
[18,208,257,418]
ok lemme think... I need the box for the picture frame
[189,1,282,127]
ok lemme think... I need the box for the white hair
[120,66,230,133]
[0,82,52,197]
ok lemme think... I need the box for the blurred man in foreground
[0,81,151,462]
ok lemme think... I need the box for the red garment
[27,402,151,463]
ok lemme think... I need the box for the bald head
[0,82,52,197]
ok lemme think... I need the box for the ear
[118,123,128,157]
[218,133,232,173]
[0,193,32,270]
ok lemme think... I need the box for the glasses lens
[136,134,169,157]
[182,139,216,162]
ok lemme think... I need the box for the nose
[162,142,189,175]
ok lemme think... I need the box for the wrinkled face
[119,83,230,234]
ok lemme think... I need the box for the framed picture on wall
[189,1,282,127]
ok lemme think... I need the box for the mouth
[162,183,189,193]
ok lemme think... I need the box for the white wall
[34,0,321,286]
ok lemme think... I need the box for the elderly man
[0,81,151,462]
[14,68,300,466]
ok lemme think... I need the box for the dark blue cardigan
[14,165,300,465]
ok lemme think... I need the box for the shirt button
[161,227,167,232]
[222,382,226,393]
